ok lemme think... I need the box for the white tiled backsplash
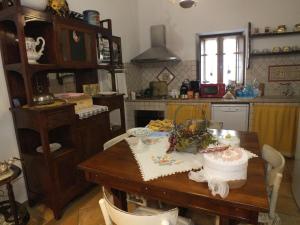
[47,56,300,96]
[125,61,196,94]
[246,55,300,96]
[125,56,300,96]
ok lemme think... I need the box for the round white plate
[127,128,152,137]
[36,143,62,153]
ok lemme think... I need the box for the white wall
[68,0,139,62]
[0,0,139,203]
[137,0,300,60]
[0,54,27,202]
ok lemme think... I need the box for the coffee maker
[189,80,200,93]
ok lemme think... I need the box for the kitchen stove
[135,110,164,127]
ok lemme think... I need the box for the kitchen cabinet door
[55,17,97,67]
[75,112,110,158]
[251,104,299,157]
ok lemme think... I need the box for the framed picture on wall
[269,64,300,82]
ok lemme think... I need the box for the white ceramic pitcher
[25,37,45,64]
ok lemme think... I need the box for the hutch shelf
[247,22,300,67]
[0,1,124,219]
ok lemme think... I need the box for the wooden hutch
[0,0,125,219]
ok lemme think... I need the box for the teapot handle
[36,37,45,56]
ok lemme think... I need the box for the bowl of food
[127,127,152,137]
[142,136,162,145]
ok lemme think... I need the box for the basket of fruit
[167,107,217,154]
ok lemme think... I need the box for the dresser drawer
[46,106,75,129]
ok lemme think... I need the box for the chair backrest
[103,133,129,150]
[99,191,179,225]
[262,144,285,219]
[262,144,285,186]
[268,172,283,219]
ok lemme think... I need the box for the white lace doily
[126,137,203,181]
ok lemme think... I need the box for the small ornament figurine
[46,0,69,17]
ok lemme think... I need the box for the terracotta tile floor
[26,158,300,225]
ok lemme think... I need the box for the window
[197,32,245,85]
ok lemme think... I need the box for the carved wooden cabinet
[0,2,122,219]
[12,104,87,218]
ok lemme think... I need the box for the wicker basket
[168,105,215,154]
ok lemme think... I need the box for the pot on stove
[150,81,168,97]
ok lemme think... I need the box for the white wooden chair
[103,133,129,150]
[237,145,285,225]
[103,133,148,206]
[262,144,285,188]
[99,188,194,225]
[259,144,285,223]
[215,144,285,225]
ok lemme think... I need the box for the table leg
[219,217,240,225]
[6,183,19,225]
[111,188,128,211]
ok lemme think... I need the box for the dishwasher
[211,104,249,131]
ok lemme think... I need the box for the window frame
[196,31,246,85]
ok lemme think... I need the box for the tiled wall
[48,73,76,94]
[125,101,167,129]
[125,56,300,96]
[246,55,300,96]
[125,61,197,94]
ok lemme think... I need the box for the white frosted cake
[203,147,249,188]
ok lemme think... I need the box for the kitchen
[0,0,299,224]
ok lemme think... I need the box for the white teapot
[25,37,45,64]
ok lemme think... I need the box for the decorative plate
[127,128,152,137]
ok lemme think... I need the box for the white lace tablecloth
[126,137,203,181]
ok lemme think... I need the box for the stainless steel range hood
[131,25,181,63]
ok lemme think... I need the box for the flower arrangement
[167,109,218,154]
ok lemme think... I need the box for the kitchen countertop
[125,96,300,103]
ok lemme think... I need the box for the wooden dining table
[78,130,269,224]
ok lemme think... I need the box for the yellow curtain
[251,104,300,157]
[166,103,211,124]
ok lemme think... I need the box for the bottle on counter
[187,90,194,99]
[131,91,136,100]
